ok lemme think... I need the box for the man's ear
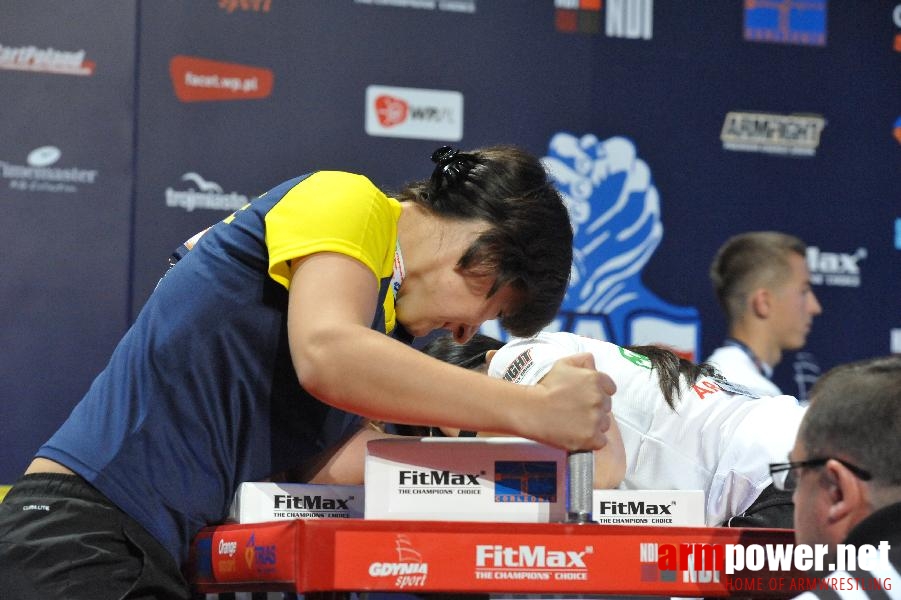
[824,459,864,524]
[750,288,771,319]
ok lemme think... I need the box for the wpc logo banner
[0,42,95,76]
[169,55,273,102]
[365,85,463,141]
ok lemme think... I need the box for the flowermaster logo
[474,543,593,583]
[555,0,653,40]
[721,111,826,157]
[494,461,557,503]
[365,85,463,141]
[1,146,98,193]
[165,172,250,212]
[368,534,429,589]
[169,55,273,102]
[806,246,867,288]
[743,0,827,47]
[0,42,95,76]
[218,0,271,13]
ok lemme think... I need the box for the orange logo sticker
[169,55,273,102]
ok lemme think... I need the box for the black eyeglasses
[769,458,872,492]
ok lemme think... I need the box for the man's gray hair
[800,355,901,488]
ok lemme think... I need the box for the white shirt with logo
[705,344,783,398]
[488,331,806,526]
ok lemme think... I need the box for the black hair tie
[430,145,473,188]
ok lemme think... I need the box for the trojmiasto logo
[368,534,428,589]
[743,0,827,47]
[165,172,250,212]
[495,461,558,503]
[1,146,98,193]
[475,543,593,582]
[0,42,95,76]
[365,85,463,141]
[555,0,653,40]
[271,493,356,518]
[169,55,273,102]
[720,111,826,157]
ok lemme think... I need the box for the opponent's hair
[799,355,901,487]
[709,231,807,323]
[396,145,573,337]
[422,334,717,410]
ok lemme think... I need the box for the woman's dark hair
[422,334,719,411]
[624,345,719,410]
[420,333,505,373]
[397,145,573,337]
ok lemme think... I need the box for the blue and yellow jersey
[37,171,402,566]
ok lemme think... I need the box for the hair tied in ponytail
[430,145,474,188]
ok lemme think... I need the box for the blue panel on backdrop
[0,2,138,482]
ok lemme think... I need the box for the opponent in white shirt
[488,331,806,527]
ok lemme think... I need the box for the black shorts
[725,482,795,529]
[0,473,191,600]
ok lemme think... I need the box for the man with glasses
[769,355,901,598]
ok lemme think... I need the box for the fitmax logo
[476,544,590,568]
[597,501,673,515]
[807,246,866,288]
[272,494,352,510]
[399,470,480,486]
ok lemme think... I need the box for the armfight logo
[1,146,98,194]
[0,42,95,76]
[721,111,826,157]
